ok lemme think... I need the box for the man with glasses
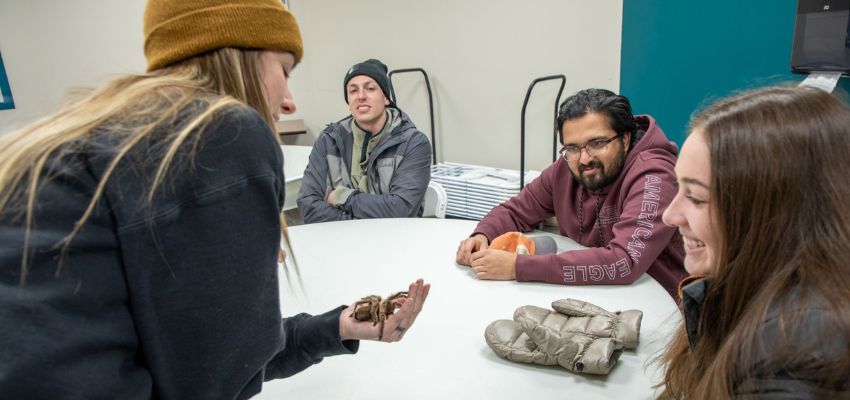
[455,88,686,299]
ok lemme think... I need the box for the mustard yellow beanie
[144,0,303,72]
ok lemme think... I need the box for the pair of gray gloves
[485,299,642,375]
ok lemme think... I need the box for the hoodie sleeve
[514,156,679,286]
[337,132,432,219]
[264,306,359,381]
[472,162,560,240]
[297,130,354,223]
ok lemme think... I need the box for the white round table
[257,218,681,399]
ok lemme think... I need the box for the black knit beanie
[343,59,395,106]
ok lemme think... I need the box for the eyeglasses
[559,136,618,162]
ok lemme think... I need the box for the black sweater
[0,105,357,399]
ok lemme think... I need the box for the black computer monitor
[791,0,850,75]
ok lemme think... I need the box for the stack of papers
[430,162,539,220]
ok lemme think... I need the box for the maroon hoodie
[473,115,686,299]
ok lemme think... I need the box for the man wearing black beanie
[343,59,396,109]
[297,59,432,223]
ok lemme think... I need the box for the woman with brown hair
[0,1,429,398]
[660,85,850,398]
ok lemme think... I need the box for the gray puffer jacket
[297,109,431,223]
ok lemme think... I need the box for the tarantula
[350,291,409,340]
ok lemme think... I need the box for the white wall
[0,0,622,171]
[287,0,622,170]
[0,0,148,134]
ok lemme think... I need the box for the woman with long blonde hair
[0,1,429,398]
[660,86,850,398]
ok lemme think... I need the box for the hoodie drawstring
[577,190,606,247]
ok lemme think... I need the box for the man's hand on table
[469,249,517,280]
[455,234,489,266]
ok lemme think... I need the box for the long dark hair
[660,86,850,398]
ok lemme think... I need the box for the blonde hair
[0,47,296,285]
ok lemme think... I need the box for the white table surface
[281,145,312,211]
[257,218,681,399]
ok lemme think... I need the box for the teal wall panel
[0,52,15,110]
[621,0,850,145]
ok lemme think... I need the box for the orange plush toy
[490,232,536,255]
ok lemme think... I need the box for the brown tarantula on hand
[350,291,409,340]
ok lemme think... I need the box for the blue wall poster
[0,51,15,110]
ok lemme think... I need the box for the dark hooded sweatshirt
[473,115,687,299]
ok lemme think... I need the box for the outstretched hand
[339,279,431,342]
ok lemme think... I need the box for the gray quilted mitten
[484,299,642,375]
[550,298,643,350]
[484,306,580,369]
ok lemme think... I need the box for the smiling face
[259,50,297,120]
[346,75,390,132]
[560,112,630,190]
[661,130,718,276]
